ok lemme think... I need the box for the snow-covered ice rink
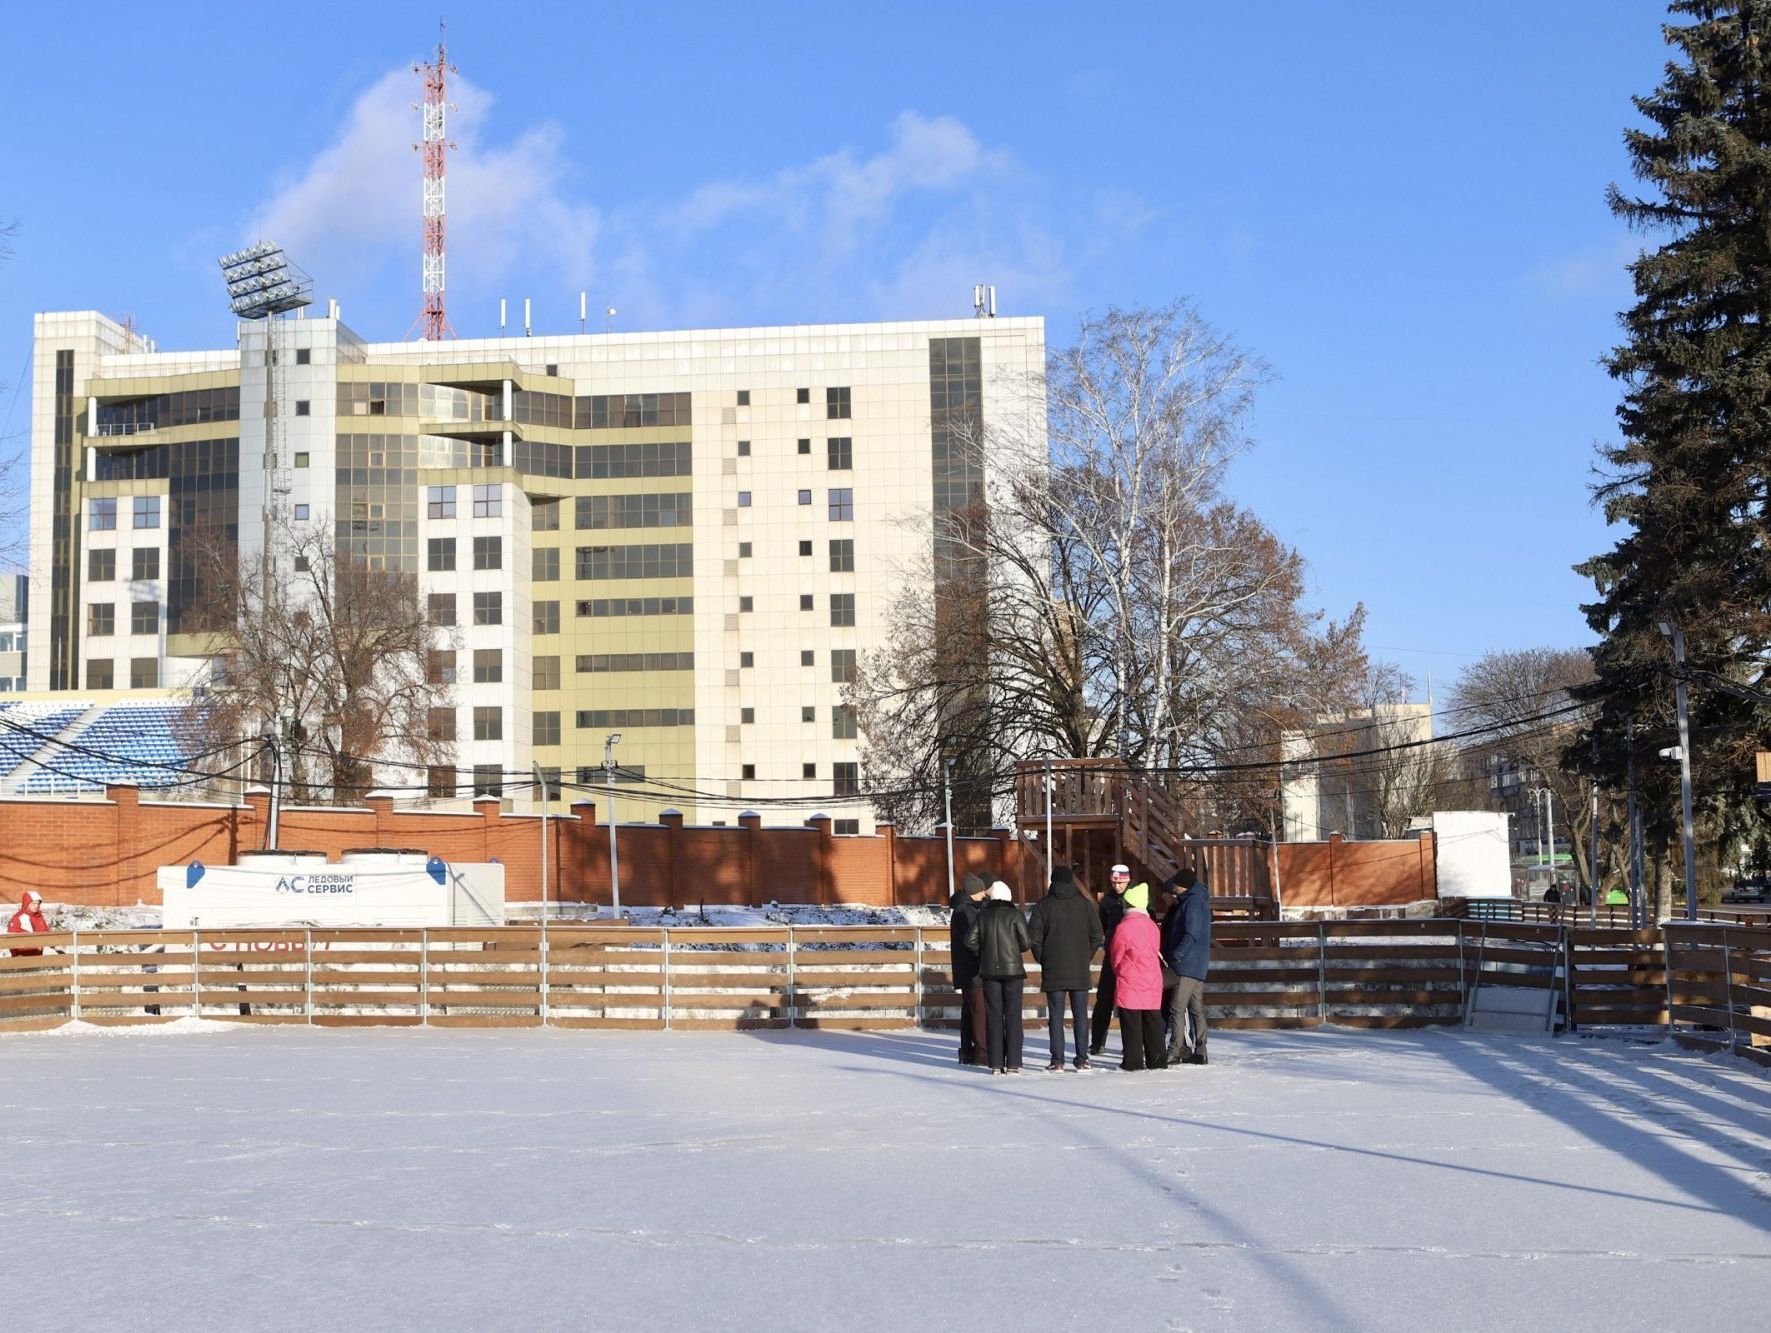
[2,1024,1766,1331]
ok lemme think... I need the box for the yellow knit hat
[1124,883,1149,911]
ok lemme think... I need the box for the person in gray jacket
[1028,865,1104,1069]
[1163,866,1212,1065]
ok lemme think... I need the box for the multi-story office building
[27,310,1046,827]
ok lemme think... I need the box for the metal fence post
[661,929,673,1031]
[191,928,201,1017]
[913,927,925,1030]
[304,928,314,1025]
[1317,923,1328,1024]
[420,928,430,1025]
[1662,925,1677,1036]
[539,922,551,1027]
[1721,928,1736,1053]
[1560,923,1576,1034]
[1456,922,1467,1011]
[69,927,81,1023]
[786,926,798,1029]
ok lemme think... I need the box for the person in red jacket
[1108,883,1167,1071]
[7,891,49,956]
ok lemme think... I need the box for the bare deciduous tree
[184,522,453,805]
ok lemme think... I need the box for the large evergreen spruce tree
[1578,1,1771,894]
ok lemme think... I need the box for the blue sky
[0,1,1674,698]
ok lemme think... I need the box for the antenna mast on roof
[412,24,458,340]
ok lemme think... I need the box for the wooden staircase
[1014,759,1278,918]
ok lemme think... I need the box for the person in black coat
[1089,864,1132,1054]
[1029,864,1104,1069]
[964,881,1033,1072]
[948,873,991,1065]
[1162,865,1212,1065]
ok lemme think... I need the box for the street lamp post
[1657,621,1700,920]
[1535,786,1554,872]
[604,732,623,917]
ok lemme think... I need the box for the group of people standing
[948,863,1210,1074]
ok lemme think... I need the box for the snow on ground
[0,1025,1765,1331]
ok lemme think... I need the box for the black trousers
[1117,1007,1167,1071]
[1045,988,1088,1064]
[1090,963,1117,1049]
[982,976,1026,1070]
[1165,975,1207,1063]
[957,979,989,1064]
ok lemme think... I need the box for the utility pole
[1625,722,1645,927]
[604,732,623,917]
[1657,621,1700,920]
[1588,736,1600,927]
[943,757,956,900]
[1044,756,1055,889]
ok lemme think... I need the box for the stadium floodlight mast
[218,241,314,320]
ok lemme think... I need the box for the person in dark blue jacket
[1163,866,1211,1065]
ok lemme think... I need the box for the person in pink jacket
[1107,883,1167,1070]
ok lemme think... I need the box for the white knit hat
[987,880,1012,901]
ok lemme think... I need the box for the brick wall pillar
[1327,833,1344,908]
[241,787,271,860]
[365,793,394,845]
[739,811,761,903]
[876,820,897,907]
[660,808,684,908]
[106,782,140,907]
[474,795,501,865]
[806,813,833,906]
[568,799,597,906]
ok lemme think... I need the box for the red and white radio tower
[413,27,457,340]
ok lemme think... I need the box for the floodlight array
[218,241,313,319]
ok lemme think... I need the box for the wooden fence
[9,919,1757,1049]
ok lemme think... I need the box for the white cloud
[251,75,1079,334]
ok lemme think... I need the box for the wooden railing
[4,920,1742,1041]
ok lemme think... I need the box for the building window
[738,542,752,558]
[797,387,810,404]
[295,348,311,366]
[738,491,752,508]
[135,497,163,528]
[741,707,755,724]
[130,657,158,689]
[473,535,502,570]
[294,452,310,468]
[87,603,115,636]
[802,762,816,780]
[474,591,503,626]
[832,707,858,740]
[739,595,753,612]
[427,765,456,798]
[834,761,859,794]
[829,539,854,572]
[473,483,501,518]
[834,818,860,836]
[533,711,560,747]
[737,440,750,457]
[737,389,750,406]
[428,708,456,743]
[533,547,560,581]
[473,706,503,741]
[89,498,117,531]
[799,594,814,611]
[532,499,560,531]
[473,764,501,798]
[294,504,310,521]
[575,543,692,580]
[427,649,457,685]
[798,489,812,506]
[798,540,812,557]
[295,400,310,417]
[801,705,815,722]
[533,599,559,634]
[801,650,814,666]
[294,555,311,573]
[86,659,114,690]
[130,601,158,635]
[428,537,456,572]
[534,655,561,690]
[826,387,851,419]
[473,649,503,684]
[797,438,811,455]
[88,549,115,582]
[428,593,456,626]
[428,485,456,519]
[831,648,857,683]
[740,651,754,668]
[545,363,558,377]
[828,489,854,521]
[742,763,756,780]
[830,593,855,627]
[827,436,852,469]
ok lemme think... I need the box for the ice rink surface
[1,1023,1766,1332]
